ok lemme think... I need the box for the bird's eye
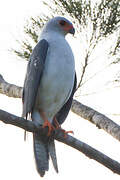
[59,20,66,26]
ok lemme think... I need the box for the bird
[22,16,76,177]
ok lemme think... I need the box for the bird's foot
[61,129,74,138]
[39,109,55,136]
[42,120,55,136]
[53,117,74,138]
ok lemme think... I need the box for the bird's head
[44,16,75,36]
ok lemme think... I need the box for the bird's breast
[36,38,75,118]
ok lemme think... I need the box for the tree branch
[71,100,120,142]
[0,109,120,175]
[0,74,22,98]
[0,74,120,143]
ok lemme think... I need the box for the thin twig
[76,53,89,91]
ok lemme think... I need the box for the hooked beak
[69,27,75,35]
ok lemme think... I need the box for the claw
[61,129,74,138]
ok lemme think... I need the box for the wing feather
[55,73,77,125]
[22,39,49,118]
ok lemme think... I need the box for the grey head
[42,16,75,36]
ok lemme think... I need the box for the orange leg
[39,110,55,136]
[53,117,61,129]
[53,117,74,138]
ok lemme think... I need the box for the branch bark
[0,109,120,175]
[0,74,120,142]
[71,100,120,141]
[0,74,22,98]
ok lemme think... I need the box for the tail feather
[32,110,58,176]
[33,133,49,177]
[48,139,58,173]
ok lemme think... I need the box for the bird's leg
[53,117,61,129]
[53,117,74,138]
[39,110,55,136]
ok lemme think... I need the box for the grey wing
[22,39,49,118]
[55,73,77,125]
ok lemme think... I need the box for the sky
[0,0,120,179]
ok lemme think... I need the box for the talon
[61,129,74,138]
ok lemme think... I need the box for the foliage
[12,15,50,60]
